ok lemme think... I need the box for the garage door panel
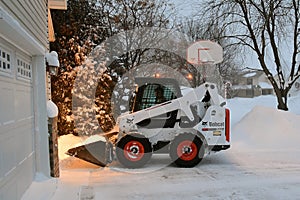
[15,87,33,121]
[0,179,17,200]
[0,33,51,200]
[0,154,34,200]
[16,123,34,164]
[0,119,34,178]
[0,135,16,178]
[0,42,35,182]
[0,86,15,124]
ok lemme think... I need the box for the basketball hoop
[187,40,223,65]
[186,40,223,84]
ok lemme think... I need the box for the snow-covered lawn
[22,95,300,200]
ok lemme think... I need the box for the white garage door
[0,39,35,199]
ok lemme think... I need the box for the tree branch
[290,0,300,81]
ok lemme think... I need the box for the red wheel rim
[177,140,198,161]
[124,140,145,162]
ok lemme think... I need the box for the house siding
[230,71,274,98]
[0,0,48,49]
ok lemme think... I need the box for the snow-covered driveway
[22,95,300,200]
[47,146,300,200]
[74,148,299,200]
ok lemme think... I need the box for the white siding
[0,0,48,48]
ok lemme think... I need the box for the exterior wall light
[45,51,59,75]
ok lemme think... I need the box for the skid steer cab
[68,77,230,168]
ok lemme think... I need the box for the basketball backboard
[187,40,223,65]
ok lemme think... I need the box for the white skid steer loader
[67,77,230,168]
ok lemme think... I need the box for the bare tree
[99,0,174,70]
[178,17,242,88]
[204,0,300,110]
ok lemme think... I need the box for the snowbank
[226,95,278,126]
[226,94,300,125]
[233,106,300,150]
[58,134,99,169]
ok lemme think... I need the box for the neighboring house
[230,69,274,98]
[0,0,66,199]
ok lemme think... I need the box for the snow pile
[58,134,83,161]
[226,95,278,125]
[58,134,107,159]
[233,106,300,150]
[58,134,99,169]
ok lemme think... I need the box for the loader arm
[117,83,225,133]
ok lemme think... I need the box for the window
[134,83,177,111]
[247,78,253,85]
[139,84,158,110]
[0,47,12,74]
[17,58,32,80]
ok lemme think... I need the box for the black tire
[116,134,152,168]
[169,133,204,168]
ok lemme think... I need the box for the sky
[171,0,202,17]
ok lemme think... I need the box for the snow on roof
[258,82,273,89]
[242,72,257,78]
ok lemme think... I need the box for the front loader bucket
[67,140,113,167]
